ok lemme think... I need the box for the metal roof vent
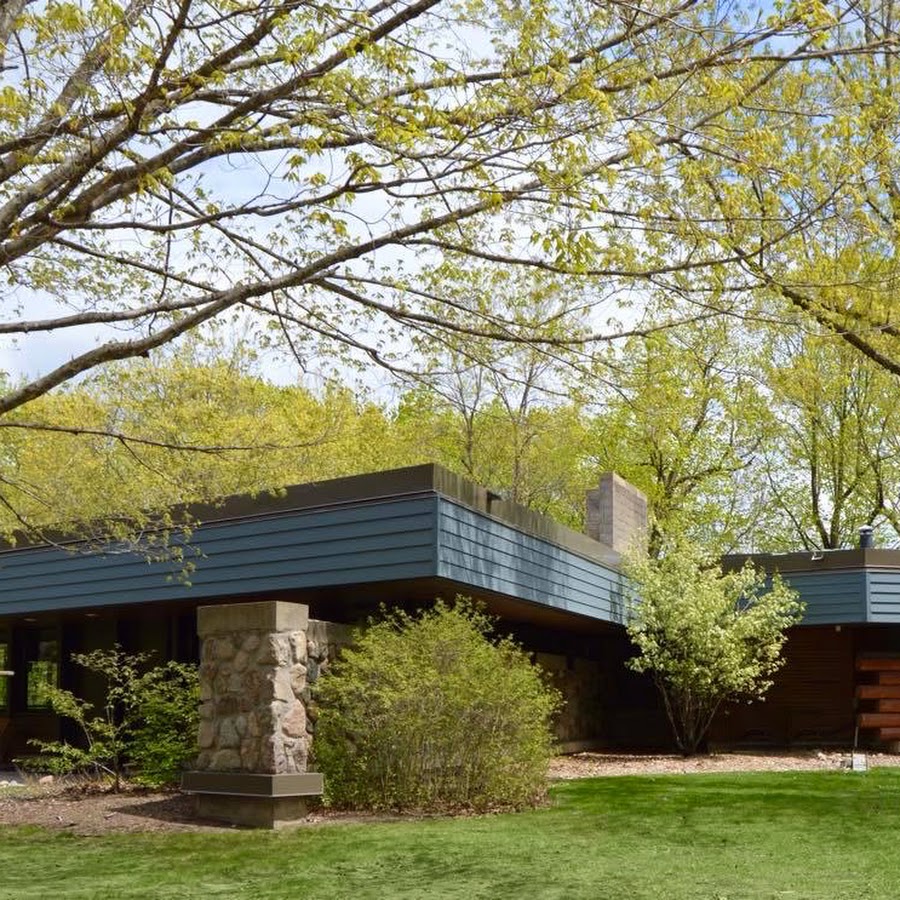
[859,525,875,549]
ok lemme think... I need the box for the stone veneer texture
[195,602,349,775]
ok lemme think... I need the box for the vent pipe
[859,525,874,550]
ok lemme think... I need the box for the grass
[2,770,900,899]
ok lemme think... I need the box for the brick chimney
[585,473,648,554]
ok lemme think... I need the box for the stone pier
[182,601,324,828]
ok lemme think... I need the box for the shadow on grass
[110,793,240,830]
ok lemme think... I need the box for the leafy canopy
[0,0,892,418]
[1,0,898,544]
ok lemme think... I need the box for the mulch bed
[548,749,899,779]
[1,750,897,835]
[0,785,234,835]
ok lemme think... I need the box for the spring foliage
[1,0,895,421]
[2,0,899,558]
[26,647,199,789]
[313,600,561,812]
[624,543,803,755]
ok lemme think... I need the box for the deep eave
[726,549,900,625]
[0,465,627,628]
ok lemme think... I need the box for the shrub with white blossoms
[624,541,803,755]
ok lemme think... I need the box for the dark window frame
[12,626,61,714]
[0,629,10,712]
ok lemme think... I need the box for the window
[0,634,9,710]
[26,630,58,710]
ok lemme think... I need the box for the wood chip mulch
[548,749,899,779]
[1,751,897,835]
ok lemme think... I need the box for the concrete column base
[183,770,324,829]
[195,793,312,829]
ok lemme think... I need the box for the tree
[585,322,773,556]
[0,341,419,539]
[0,0,889,418]
[394,265,594,525]
[0,0,895,544]
[624,541,803,755]
[395,388,593,526]
[761,332,900,550]
[732,6,900,380]
[26,646,199,789]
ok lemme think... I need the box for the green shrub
[313,599,561,812]
[24,647,198,789]
[128,661,200,787]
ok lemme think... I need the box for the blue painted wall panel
[0,497,440,616]
[2,486,887,628]
[0,519,436,593]
[774,571,867,625]
[866,570,900,622]
[437,500,627,624]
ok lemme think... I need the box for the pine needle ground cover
[2,770,900,899]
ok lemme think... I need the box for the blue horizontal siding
[437,500,627,624]
[0,497,440,616]
[866,570,900,622]
[10,483,889,627]
[775,571,867,625]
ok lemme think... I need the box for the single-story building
[714,546,900,749]
[1,463,898,762]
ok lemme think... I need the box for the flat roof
[726,548,900,574]
[1,463,620,568]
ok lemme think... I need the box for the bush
[128,661,200,787]
[25,647,199,789]
[624,540,803,755]
[313,599,561,812]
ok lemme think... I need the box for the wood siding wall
[436,500,628,624]
[0,496,439,617]
[709,625,856,746]
[867,570,900,622]
[779,571,867,625]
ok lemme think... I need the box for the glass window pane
[26,636,58,710]
[0,640,8,709]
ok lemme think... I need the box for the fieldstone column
[182,601,323,828]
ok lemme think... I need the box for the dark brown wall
[8,607,892,763]
[710,625,857,747]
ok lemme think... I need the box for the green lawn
[2,770,900,899]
